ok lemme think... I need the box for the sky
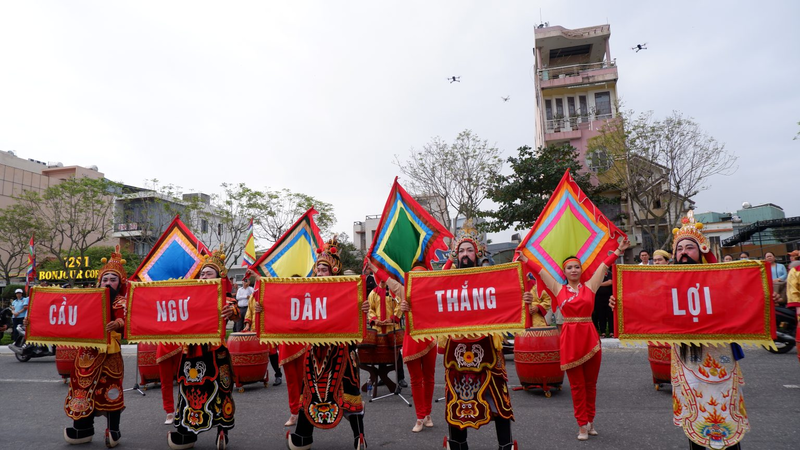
[1,1,798,245]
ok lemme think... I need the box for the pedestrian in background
[234,277,253,332]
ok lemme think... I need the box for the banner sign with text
[126,279,225,346]
[405,262,526,340]
[258,276,364,345]
[26,287,109,351]
[614,261,776,348]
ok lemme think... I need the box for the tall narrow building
[533,24,618,170]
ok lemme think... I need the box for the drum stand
[123,346,146,396]
[369,336,411,407]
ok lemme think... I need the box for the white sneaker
[165,413,175,425]
[284,414,298,427]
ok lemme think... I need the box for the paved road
[1,344,798,449]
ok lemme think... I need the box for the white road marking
[0,378,64,383]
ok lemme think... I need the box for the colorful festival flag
[367,177,453,284]
[130,215,209,282]
[25,234,36,292]
[242,217,256,267]
[516,169,626,286]
[251,207,324,278]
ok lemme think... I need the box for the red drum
[647,343,671,390]
[137,342,161,386]
[227,332,270,392]
[513,327,564,397]
[357,328,404,365]
[55,346,78,383]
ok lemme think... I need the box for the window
[586,147,612,172]
[594,92,612,117]
[201,219,208,233]
[545,99,553,120]
[567,97,576,117]
[218,223,223,236]
[555,98,564,117]
[579,95,588,119]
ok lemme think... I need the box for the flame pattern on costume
[444,336,513,429]
[301,343,363,429]
[671,344,749,449]
[174,346,235,434]
[64,295,126,420]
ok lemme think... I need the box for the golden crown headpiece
[97,245,128,286]
[450,219,485,260]
[672,210,710,255]
[200,245,227,277]
[315,236,342,275]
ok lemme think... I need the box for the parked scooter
[8,322,56,362]
[767,305,797,354]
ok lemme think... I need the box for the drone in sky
[448,76,461,83]
[501,96,510,102]
[631,43,648,52]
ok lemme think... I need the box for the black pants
[448,417,512,448]
[11,318,23,342]
[592,296,613,336]
[293,412,364,445]
[689,441,741,450]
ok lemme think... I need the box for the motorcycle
[8,321,56,362]
[767,305,797,354]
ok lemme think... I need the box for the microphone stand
[123,343,146,396]
[369,318,411,407]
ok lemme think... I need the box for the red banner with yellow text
[614,260,775,347]
[405,262,525,340]
[126,279,225,345]
[26,288,109,351]
[258,276,364,345]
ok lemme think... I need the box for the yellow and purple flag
[516,169,626,285]
[251,208,324,278]
[242,218,256,268]
[367,177,453,284]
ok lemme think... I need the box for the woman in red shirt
[524,238,629,440]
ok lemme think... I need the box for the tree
[257,189,335,244]
[17,176,120,284]
[335,232,365,274]
[588,110,737,250]
[481,144,614,233]
[0,203,41,285]
[395,130,502,232]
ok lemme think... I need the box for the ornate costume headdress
[97,245,128,287]
[200,245,227,277]
[672,211,716,263]
[450,219,485,261]
[315,236,342,275]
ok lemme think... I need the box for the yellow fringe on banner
[27,338,108,352]
[409,326,527,342]
[618,337,776,351]
[258,337,362,346]
[126,337,224,346]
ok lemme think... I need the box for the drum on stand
[513,326,564,397]
[227,332,270,393]
[55,346,79,383]
[647,342,671,390]
[357,327,404,394]
[137,342,161,388]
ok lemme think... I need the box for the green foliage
[17,176,120,283]
[38,246,140,280]
[2,284,26,300]
[258,189,336,244]
[335,232,365,274]
[481,144,615,233]
[0,202,40,284]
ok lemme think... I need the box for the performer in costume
[442,227,515,450]
[522,279,551,328]
[288,237,369,450]
[157,343,182,424]
[63,246,128,448]
[525,237,629,441]
[366,279,407,388]
[380,261,438,433]
[168,248,239,450]
[787,264,800,366]
[610,212,749,449]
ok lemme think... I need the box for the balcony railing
[114,222,145,232]
[544,111,614,134]
[538,60,615,81]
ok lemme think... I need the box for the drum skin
[647,342,671,385]
[358,328,404,365]
[137,342,161,385]
[227,332,269,389]
[55,346,79,381]
[513,327,564,391]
